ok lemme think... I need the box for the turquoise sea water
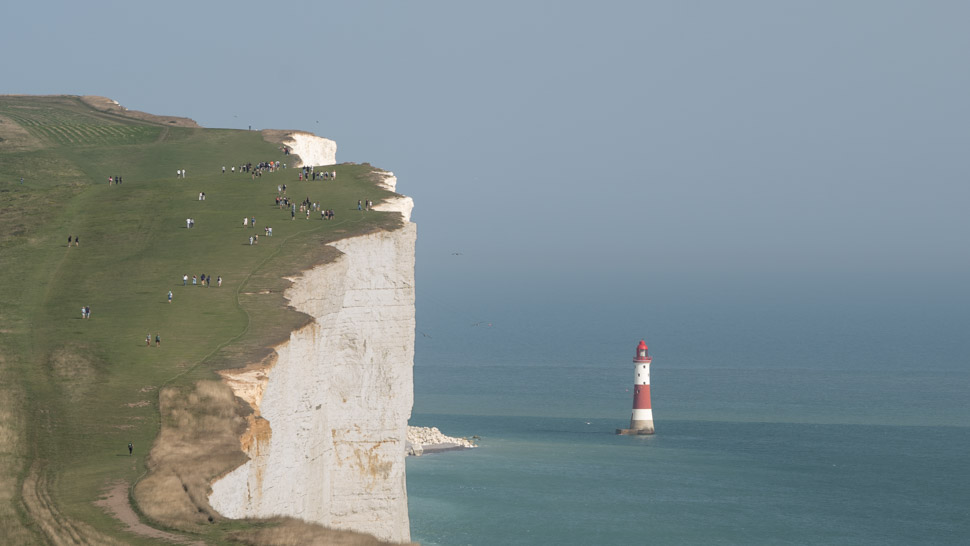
[406,285,970,544]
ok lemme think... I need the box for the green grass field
[0,95,399,544]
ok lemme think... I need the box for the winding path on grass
[96,481,203,545]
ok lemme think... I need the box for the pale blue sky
[4,1,968,315]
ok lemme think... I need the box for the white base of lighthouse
[617,408,655,434]
[617,418,654,435]
[629,408,654,433]
[615,425,654,435]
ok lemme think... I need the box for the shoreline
[416,443,471,455]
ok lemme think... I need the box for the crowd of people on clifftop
[222,160,283,179]
[299,166,337,181]
[67,159,368,356]
[59,153,389,459]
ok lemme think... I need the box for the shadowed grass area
[0,95,402,544]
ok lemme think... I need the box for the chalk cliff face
[209,173,415,543]
[282,132,337,167]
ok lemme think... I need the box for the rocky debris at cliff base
[406,426,477,456]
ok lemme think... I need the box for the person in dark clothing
[128,442,133,455]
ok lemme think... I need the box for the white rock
[209,176,415,543]
[371,172,415,222]
[406,426,476,454]
[283,132,337,167]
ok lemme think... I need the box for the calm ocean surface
[406,285,970,545]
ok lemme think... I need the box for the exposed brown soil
[96,481,204,545]
[134,380,249,532]
[260,129,307,146]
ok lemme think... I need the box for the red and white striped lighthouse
[616,339,655,435]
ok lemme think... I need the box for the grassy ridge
[0,95,401,544]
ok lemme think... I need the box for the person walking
[217,276,222,287]
[74,236,79,247]
[183,274,188,286]
[168,290,173,303]
[147,334,151,347]
[128,442,133,456]
[155,334,160,347]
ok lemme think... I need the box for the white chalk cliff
[282,132,337,167]
[208,150,415,542]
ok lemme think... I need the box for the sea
[405,278,970,545]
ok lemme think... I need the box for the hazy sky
[4,1,969,312]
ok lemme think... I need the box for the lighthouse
[616,340,655,435]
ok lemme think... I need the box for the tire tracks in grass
[10,179,92,544]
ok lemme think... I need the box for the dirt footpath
[96,481,204,545]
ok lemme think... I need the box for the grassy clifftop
[0,95,401,544]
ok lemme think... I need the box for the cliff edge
[208,157,415,542]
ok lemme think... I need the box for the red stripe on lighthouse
[633,385,651,409]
